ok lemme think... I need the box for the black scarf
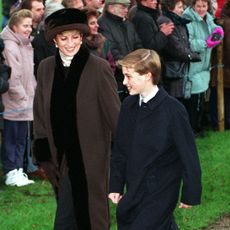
[163,10,191,26]
[50,45,91,230]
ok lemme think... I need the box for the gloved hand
[212,27,224,37]
[188,52,201,62]
[206,27,224,48]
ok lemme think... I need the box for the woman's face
[193,0,208,18]
[13,17,32,38]
[172,1,184,16]
[88,15,99,35]
[54,30,82,57]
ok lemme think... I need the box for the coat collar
[124,87,168,112]
[105,11,125,23]
[137,4,159,20]
[162,10,191,26]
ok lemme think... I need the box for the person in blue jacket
[108,48,202,230]
[182,0,224,135]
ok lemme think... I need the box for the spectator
[0,9,36,186]
[62,0,85,8]
[210,0,230,129]
[2,0,19,29]
[183,0,224,135]
[45,0,63,4]
[0,39,11,173]
[0,39,11,113]
[20,0,45,36]
[83,0,105,12]
[160,0,201,100]
[84,7,116,71]
[132,0,174,54]
[33,8,120,230]
[32,1,64,76]
[98,0,142,100]
[215,0,225,18]
[108,48,202,230]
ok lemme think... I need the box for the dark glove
[0,64,10,93]
[188,52,201,62]
[0,38,4,54]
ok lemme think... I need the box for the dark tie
[140,101,147,108]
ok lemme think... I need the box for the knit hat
[105,0,131,6]
[44,8,89,42]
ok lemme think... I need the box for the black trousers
[54,174,78,230]
[183,92,205,133]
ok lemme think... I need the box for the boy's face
[122,66,148,95]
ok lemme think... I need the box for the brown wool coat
[33,53,120,230]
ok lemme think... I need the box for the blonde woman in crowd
[0,9,36,186]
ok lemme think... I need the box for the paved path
[202,215,230,230]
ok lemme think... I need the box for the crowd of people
[0,0,229,229]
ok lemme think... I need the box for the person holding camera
[182,0,224,135]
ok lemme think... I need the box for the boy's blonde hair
[118,49,161,85]
[8,9,33,31]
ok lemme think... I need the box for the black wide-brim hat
[44,8,89,42]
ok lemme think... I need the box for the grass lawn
[0,130,230,229]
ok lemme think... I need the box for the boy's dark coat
[110,88,202,230]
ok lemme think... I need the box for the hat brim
[45,23,89,42]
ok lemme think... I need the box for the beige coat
[33,52,120,230]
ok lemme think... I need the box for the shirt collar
[139,85,159,106]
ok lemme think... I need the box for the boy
[108,49,202,230]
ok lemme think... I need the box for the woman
[33,8,120,230]
[1,9,36,187]
[62,0,84,9]
[160,0,201,100]
[108,49,202,230]
[182,0,223,134]
[84,7,116,72]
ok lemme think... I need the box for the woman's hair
[118,49,161,85]
[83,7,100,21]
[8,9,33,30]
[161,0,185,11]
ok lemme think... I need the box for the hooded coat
[0,26,36,121]
[33,46,120,230]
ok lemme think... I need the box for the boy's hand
[179,202,192,209]
[108,193,123,204]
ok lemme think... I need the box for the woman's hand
[108,193,123,204]
[179,202,192,209]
